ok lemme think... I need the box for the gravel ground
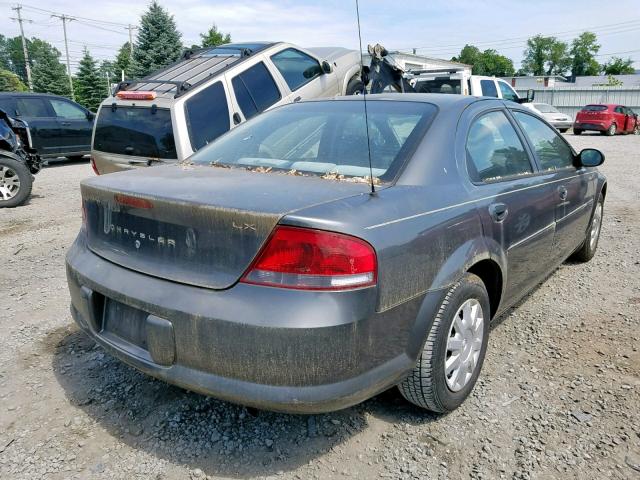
[1,134,639,480]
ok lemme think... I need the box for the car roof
[0,91,72,99]
[119,42,280,100]
[306,93,495,109]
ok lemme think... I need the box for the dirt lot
[1,134,639,480]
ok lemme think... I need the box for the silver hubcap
[445,299,484,392]
[590,203,602,250]
[0,165,20,201]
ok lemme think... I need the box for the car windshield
[582,105,608,112]
[190,100,437,181]
[93,106,177,159]
[534,103,559,113]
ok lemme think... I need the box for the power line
[19,3,130,27]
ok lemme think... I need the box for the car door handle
[558,186,568,200]
[489,203,508,223]
[293,96,302,102]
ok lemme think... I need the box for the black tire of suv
[605,123,616,136]
[570,193,604,263]
[398,273,490,413]
[573,129,582,135]
[0,157,32,208]
[345,77,365,95]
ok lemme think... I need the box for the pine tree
[31,45,71,98]
[200,25,231,48]
[75,48,105,111]
[131,2,182,78]
[113,42,133,80]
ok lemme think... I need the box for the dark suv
[0,92,94,160]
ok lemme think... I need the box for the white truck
[366,44,534,104]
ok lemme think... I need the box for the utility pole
[52,14,75,100]
[126,24,137,56]
[10,5,33,91]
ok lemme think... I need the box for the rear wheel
[345,77,365,95]
[398,273,490,413]
[570,193,604,262]
[605,123,616,136]
[573,129,582,135]
[0,157,32,208]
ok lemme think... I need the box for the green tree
[75,48,104,111]
[200,24,231,48]
[131,1,182,78]
[30,43,71,97]
[0,69,27,91]
[452,45,515,76]
[601,56,635,75]
[570,32,601,77]
[521,35,571,76]
[0,35,11,71]
[113,42,133,80]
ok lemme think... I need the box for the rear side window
[270,48,322,92]
[498,81,519,102]
[93,107,176,159]
[582,105,607,112]
[16,97,51,117]
[414,79,461,94]
[513,112,574,171]
[480,80,498,98]
[466,111,532,183]
[0,98,17,116]
[50,99,86,119]
[231,62,281,120]
[185,81,230,151]
[614,106,624,114]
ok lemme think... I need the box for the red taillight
[90,156,100,175]
[241,226,377,290]
[114,194,154,209]
[116,91,157,100]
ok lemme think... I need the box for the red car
[574,104,639,136]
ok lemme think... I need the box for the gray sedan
[66,94,606,413]
[524,102,574,132]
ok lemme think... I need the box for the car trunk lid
[82,165,372,289]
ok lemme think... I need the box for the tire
[605,123,616,136]
[0,157,33,208]
[398,273,490,413]
[570,193,604,263]
[559,128,569,133]
[345,77,365,96]
[573,129,582,135]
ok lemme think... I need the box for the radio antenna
[355,0,375,195]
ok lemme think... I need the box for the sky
[3,0,639,74]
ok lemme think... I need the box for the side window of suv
[466,110,533,183]
[50,99,86,119]
[512,111,574,171]
[15,97,51,117]
[270,48,322,92]
[231,62,281,121]
[185,81,230,151]
[480,80,498,98]
[498,81,519,102]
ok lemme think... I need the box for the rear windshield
[414,79,461,94]
[93,106,176,159]
[534,103,559,113]
[190,100,437,182]
[582,105,608,112]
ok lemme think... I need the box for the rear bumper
[573,120,610,131]
[550,120,573,130]
[66,235,441,413]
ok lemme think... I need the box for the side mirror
[577,148,604,168]
[321,60,333,74]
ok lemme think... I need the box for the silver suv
[92,42,362,174]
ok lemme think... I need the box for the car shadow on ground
[50,324,438,478]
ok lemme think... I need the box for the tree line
[452,32,635,78]
[0,1,637,111]
[0,1,231,111]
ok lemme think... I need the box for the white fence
[515,87,640,118]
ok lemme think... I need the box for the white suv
[92,42,362,174]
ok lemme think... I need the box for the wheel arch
[467,259,503,319]
[341,65,362,95]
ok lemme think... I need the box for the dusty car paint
[66,94,606,413]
